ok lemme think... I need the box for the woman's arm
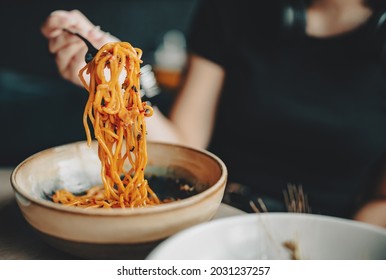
[146,54,225,149]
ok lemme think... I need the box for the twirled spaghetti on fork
[52,42,160,208]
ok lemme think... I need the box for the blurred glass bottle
[153,30,187,90]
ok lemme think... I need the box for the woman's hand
[354,174,386,228]
[354,199,386,228]
[41,9,119,86]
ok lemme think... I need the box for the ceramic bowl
[147,212,386,260]
[11,141,227,259]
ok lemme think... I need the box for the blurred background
[0,0,198,166]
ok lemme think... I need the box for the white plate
[147,213,386,260]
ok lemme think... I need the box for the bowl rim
[155,212,386,241]
[205,212,386,235]
[10,140,228,217]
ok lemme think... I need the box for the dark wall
[0,0,198,166]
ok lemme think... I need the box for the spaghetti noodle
[52,42,160,208]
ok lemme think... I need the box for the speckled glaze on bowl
[10,141,227,259]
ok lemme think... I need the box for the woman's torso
[188,0,386,217]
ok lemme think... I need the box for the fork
[283,184,311,213]
[63,29,161,101]
[63,29,98,63]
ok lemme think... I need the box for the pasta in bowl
[10,140,227,259]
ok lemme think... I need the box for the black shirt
[187,0,386,217]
